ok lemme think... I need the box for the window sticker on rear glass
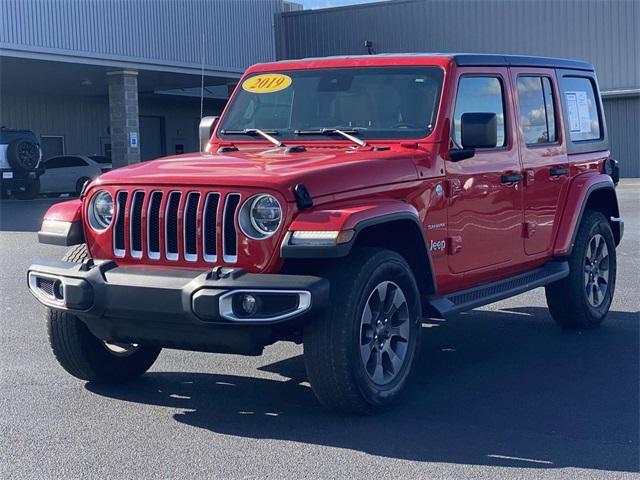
[242,74,292,93]
[565,91,592,134]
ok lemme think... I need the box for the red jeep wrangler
[29,54,623,413]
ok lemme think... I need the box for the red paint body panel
[39,54,618,298]
[43,199,83,223]
[553,171,614,256]
[509,67,570,257]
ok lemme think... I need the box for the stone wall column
[107,70,140,168]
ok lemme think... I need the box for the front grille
[112,188,242,264]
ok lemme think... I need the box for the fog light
[53,280,64,300]
[238,294,258,316]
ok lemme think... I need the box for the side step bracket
[425,261,569,319]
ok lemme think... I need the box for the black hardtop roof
[281,53,594,71]
[453,53,593,71]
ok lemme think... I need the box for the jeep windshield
[218,67,444,142]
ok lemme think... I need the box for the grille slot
[114,191,128,257]
[147,191,162,259]
[222,193,241,263]
[203,193,220,262]
[130,191,145,258]
[165,191,181,261]
[183,192,200,261]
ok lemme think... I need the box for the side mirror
[448,112,498,162]
[199,116,219,152]
[461,112,497,149]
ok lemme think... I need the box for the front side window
[219,67,444,141]
[453,76,506,148]
[517,76,557,145]
[561,76,601,142]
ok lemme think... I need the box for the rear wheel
[303,248,421,414]
[546,210,616,329]
[46,244,161,382]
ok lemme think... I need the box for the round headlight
[88,190,114,231]
[239,194,282,239]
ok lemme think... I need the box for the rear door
[446,68,525,275]
[510,68,569,256]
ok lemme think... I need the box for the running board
[425,261,569,318]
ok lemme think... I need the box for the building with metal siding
[1,0,280,77]
[1,0,637,176]
[277,0,640,177]
[1,0,282,167]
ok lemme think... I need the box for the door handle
[501,173,523,183]
[549,167,569,177]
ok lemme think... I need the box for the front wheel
[47,309,161,383]
[546,210,617,329]
[47,244,161,382]
[303,248,421,414]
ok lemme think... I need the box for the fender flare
[281,201,436,294]
[38,199,85,246]
[553,174,621,257]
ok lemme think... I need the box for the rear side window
[64,157,88,167]
[561,76,601,142]
[89,155,110,164]
[453,76,506,148]
[45,157,66,169]
[517,76,557,145]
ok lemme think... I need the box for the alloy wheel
[359,281,411,386]
[584,233,610,308]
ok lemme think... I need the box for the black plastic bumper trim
[28,260,329,324]
[27,260,329,354]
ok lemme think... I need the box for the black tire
[7,138,40,173]
[46,244,161,383]
[12,178,39,200]
[303,247,422,414]
[546,210,617,329]
[75,177,90,196]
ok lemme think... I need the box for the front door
[446,69,524,275]
[511,68,569,256]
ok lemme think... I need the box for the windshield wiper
[221,128,283,147]
[294,128,367,147]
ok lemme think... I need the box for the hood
[95,146,421,201]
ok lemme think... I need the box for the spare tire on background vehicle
[7,138,41,173]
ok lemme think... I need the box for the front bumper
[27,260,329,355]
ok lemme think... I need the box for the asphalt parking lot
[1,182,638,480]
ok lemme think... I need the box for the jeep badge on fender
[28,54,622,414]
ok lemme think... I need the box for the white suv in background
[40,155,112,196]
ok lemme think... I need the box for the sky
[297,0,383,9]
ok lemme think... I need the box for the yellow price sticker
[242,74,292,94]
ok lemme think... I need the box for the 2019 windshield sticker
[242,74,292,94]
